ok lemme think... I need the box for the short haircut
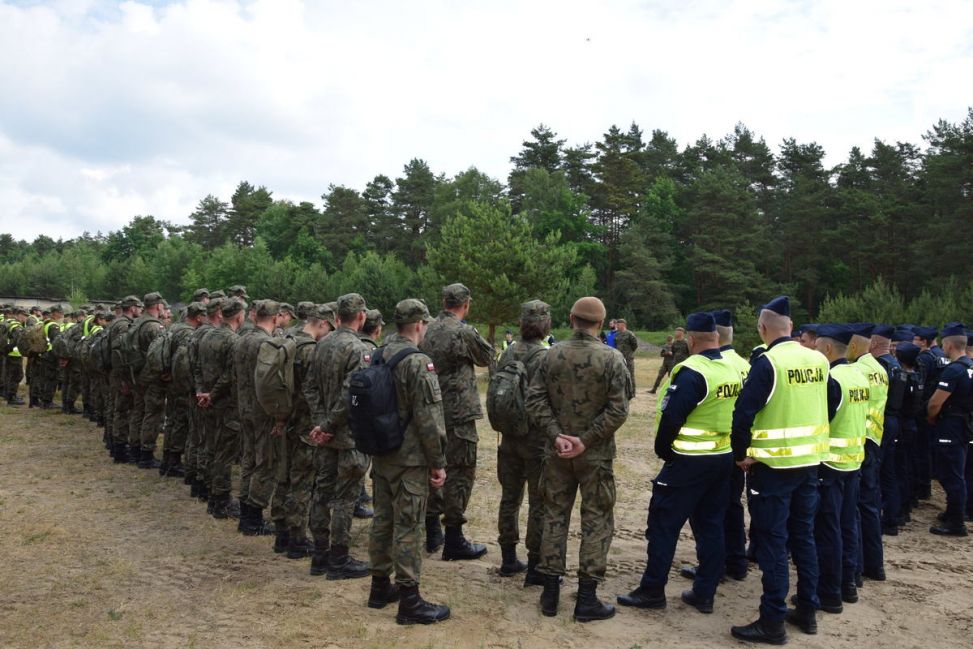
[521,317,551,341]
[715,324,733,345]
[943,335,967,352]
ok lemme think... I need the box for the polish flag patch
[364,355,371,363]
[427,362,436,372]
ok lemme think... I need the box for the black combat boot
[309,539,330,576]
[617,584,666,609]
[326,544,370,580]
[930,522,968,536]
[425,515,444,554]
[785,603,817,634]
[574,579,615,622]
[396,585,450,625]
[273,529,290,554]
[498,544,527,576]
[842,581,859,603]
[63,401,79,414]
[367,575,401,609]
[442,526,487,561]
[236,503,251,532]
[190,480,200,499]
[7,393,24,406]
[523,556,545,587]
[730,618,788,645]
[239,507,273,535]
[28,396,38,408]
[127,445,140,465]
[113,442,128,464]
[183,469,194,486]
[286,528,314,559]
[196,480,209,503]
[137,448,161,470]
[164,452,186,478]
[540,574,560,617]
[210,494,241,520]
[681,589,714,614]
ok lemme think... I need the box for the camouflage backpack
[121,317,161,377]
[254,337,297,421]
[90,329,112,373]
[139,330,174,384]
[486,346,546,438]
[22,323,49,355]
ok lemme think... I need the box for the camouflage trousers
[184,401,202,477]
[61,360,82,405]
[497,441,545,557]
[240,409,286,518]
[538,455,616,582]
[139,383,166,451]
[89,373,107,422]
[204,405,239,498]
[625,359,636,396]
[110,370,133,445]
[238,412,255,504]
[163,387,190,455]
[309,445,369,547]
[428,420,478,528]
[80,366,91,412]
[4,355,23,399]
[284,429,316,531]
[369,462,429,587]
[34,354,59,404]
[129,383,146,447]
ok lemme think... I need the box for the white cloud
[0,0,971,241]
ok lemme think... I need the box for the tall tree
[227,181,273,247]
[184,195,230,250]
[391,159,439,265]
[508,124,565,210]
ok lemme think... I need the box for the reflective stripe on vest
[824,363,869,471]
[670,354,741,456]
[43,321,58,352]
[855,354,889,445]
[748,341,830,469]
[7,321,22,357]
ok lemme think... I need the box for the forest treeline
[1,108,971,340]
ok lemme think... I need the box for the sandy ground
[1,357,972,649]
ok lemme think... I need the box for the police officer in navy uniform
[966,330,973,524]
[868,325,904,536]
[892,338,922,526]
[914,326,948,501]
[617,312,741,614]
[926,322,973,536]
[729,296,829,645]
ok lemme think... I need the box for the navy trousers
[748,463,820,623]
[934,437,968,526]
[880,416,900,528]
[725,464,749,577]
[858,441,884,576]
[640,454,732,600]
[815,467,860,602]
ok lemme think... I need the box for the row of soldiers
[2,291,971,639]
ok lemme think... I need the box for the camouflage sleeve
[525,354,563,442]
[463,325,495,368]
[579,352,630,449]
[210,335,234,402]
[323,343,366,432]
[413,365,447,469]
[304,347,326,428]
[140,321,163,351]
[190,334,204,393]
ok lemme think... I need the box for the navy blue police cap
[759,296,790,317]
[895,342,920,366]
[816,324,854,345]
[914,326,938,341]
[711,309,732,327]
[941,322,967,338]
[797,323,818,336]
[891,328,915,343]
[871,324,894,339]
[686,312,716,333]
[850,323,875,338]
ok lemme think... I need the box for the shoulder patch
[364,354,371,364]
[427,362,436,372]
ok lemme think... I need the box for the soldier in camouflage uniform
[367,298,451,625]
[235,299,266,527]
[130,292,168,468]
[613,319,639,399]
[188,300,223,501]
[236,300,285,538]
[24,306,41,406]
[109,296,143,461]
[58,308,85,414]
[305,293,371,580]
[354,308,386,519]
[496,300,551,584]
[525,296,630,622]
[288,301,317,336]
[34,305,63,408]
[192,288,211,304]
[159,302,206,478]
[419,283,494,559]
[197,299,245,519]
[282,304,335,560]
[4,307,27,405]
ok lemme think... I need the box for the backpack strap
[373,346,420,368]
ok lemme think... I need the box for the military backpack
[90,329,112,373]
[22,323,49,355]
[254,337,297,421]
[121,317,161,377]
[486,347,545,438]
[140,330,174,383]
[348,346,419,456]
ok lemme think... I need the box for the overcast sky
[1,0,971,242]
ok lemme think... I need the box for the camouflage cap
[30,305,42,313]
[249,299,264,312]
[143,292,166,308]
[257,300,281,317]
[443,283,472,307]
[227,285,248,298]
[394,299,432,325]
[50,303,65,314]
[279,302,295,315]
[185,302,207,318]
[337,293,367,319]
[365,308,385,329]
[221,299,244,318]
[192,288,210,301]
[119,295,143,309]
[13,306,27,315]
[296,301,316,319]
[520,300,551,322]
[74,308,86,317]
[570,296,606,323]
[314,303,337,327]
[205,298,224,315]
[209,290,227,299]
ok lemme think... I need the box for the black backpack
[348,346,419,456]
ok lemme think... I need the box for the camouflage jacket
[198,323,238,409]
[614,330,639,362]
[525,329,630,460]
[358,332,379,354]
[373,333,447,470]
[107,315,133,376]
[234,326,272,419]
[671,339,690,365]
[131,314,164,353]
[189,322,214,394]
[419,311,494,428]
[497,339,549,457]
[305,326,368,449]
[287,329,319,445]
